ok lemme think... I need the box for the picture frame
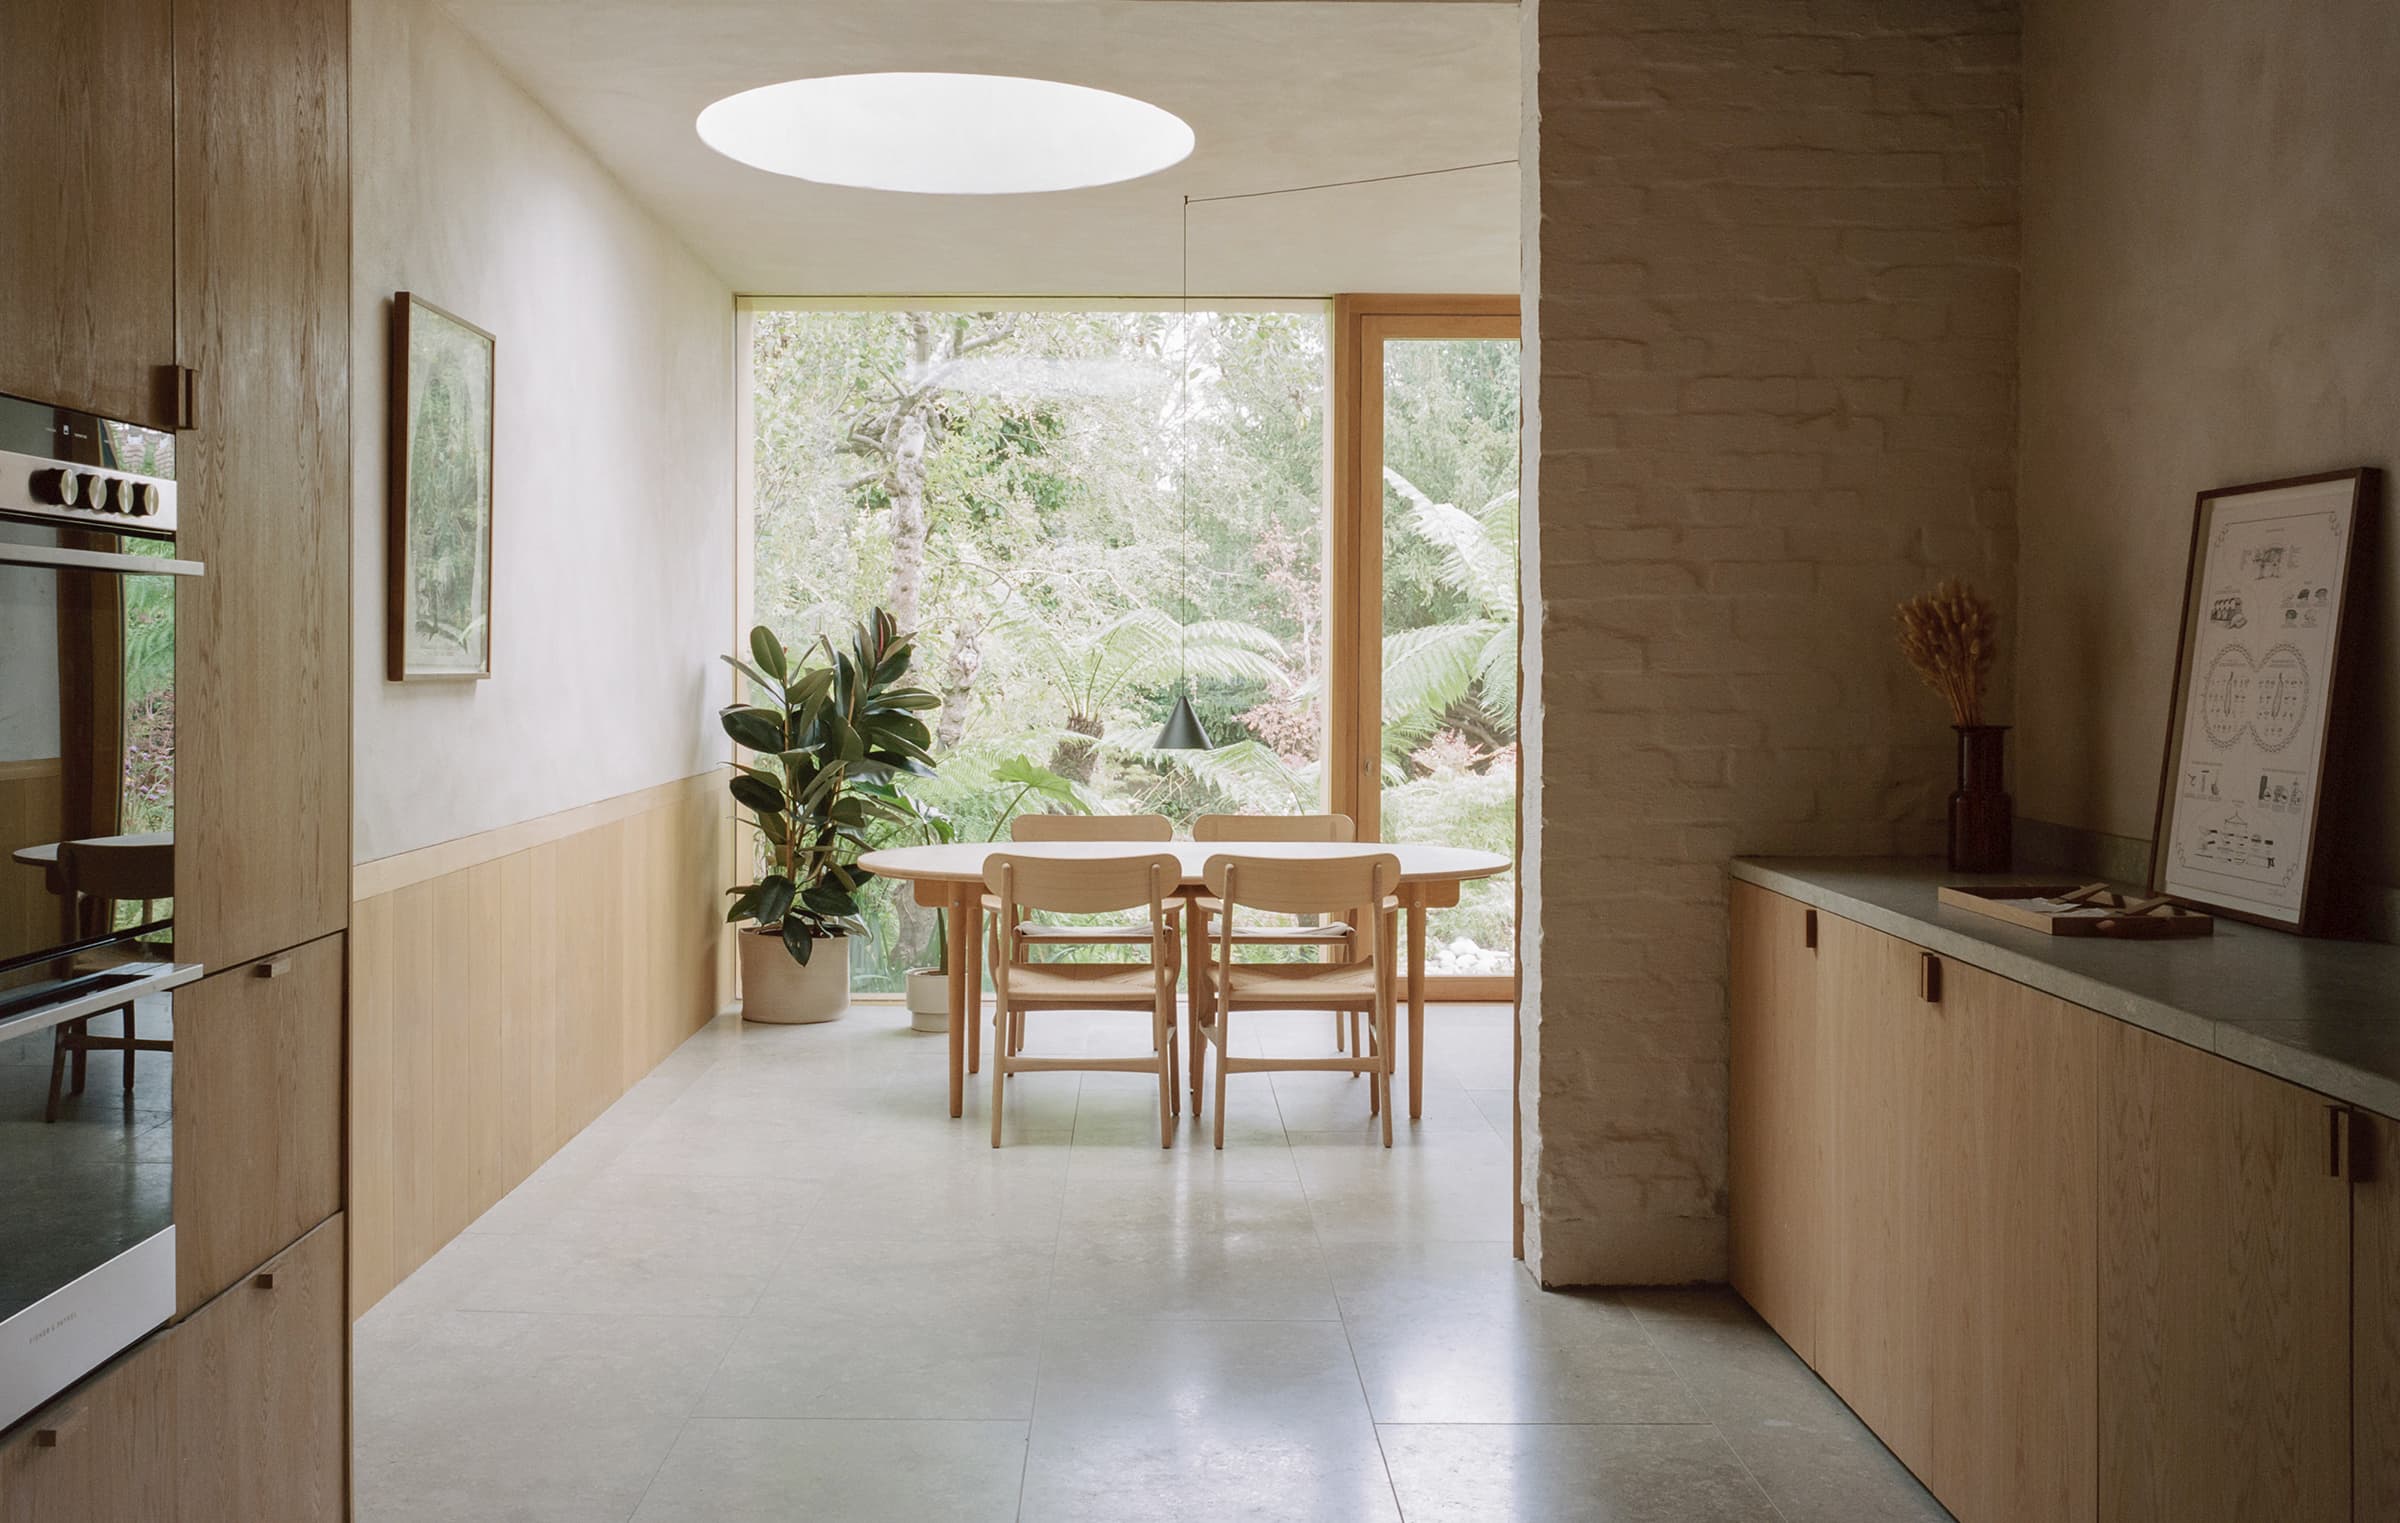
[387,292,496,681]
[2149,468,2377,931]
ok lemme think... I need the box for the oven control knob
[124,481,160,517]
[92,477,126,513]
[30,467,84,507]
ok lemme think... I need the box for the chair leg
[1351,1012,1363,1061]
[1211,1025,1229,1151]
[1379,1005,1394,1148]
[1334,1010,1345,1053]
[1156,1002,1174,1148]
[46,1022,72,1123]
[122,1006,137,1093]
[989,1004,1008,1148]
[1186,925,1206,1117]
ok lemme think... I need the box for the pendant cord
[1179,192,1191,691]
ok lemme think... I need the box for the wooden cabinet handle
[1918,952,1942,1004]
[1802,908,1817,950]
[32,1405,87,1448]
[2328,1106,2352,1181]
[252,1270,278,1290]
[255,957,292,979]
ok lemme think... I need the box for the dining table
[855,839,1511,1121]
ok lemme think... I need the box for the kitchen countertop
[1731,857,2400,1119]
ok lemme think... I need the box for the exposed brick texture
[1521,0,2019,1284]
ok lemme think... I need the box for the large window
[741,300,1520,997]
[746,307,1328,991]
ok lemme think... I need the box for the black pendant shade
[1153,690,1212,750]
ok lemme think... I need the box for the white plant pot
[738,928,850,1024]
[904,968,949,1034]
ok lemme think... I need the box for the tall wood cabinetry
[1731,886,2382,1523]
[0,0,350,1514]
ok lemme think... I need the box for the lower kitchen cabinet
[0,1331,179,1523]
[2097,1020,2349,1523]
[175,1214,347,1523]
[1728,881,1823,1363]
[172,935,345,1315]
[2360,1110,2400,1520]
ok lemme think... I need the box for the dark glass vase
[1948,724,2012,873]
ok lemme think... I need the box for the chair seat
[1000,961,1170,1003]
[983,894,1176,944]
[1202,918,1353,944]
[1201,958,1379,1006]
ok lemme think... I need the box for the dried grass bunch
[1896,578,1997,727]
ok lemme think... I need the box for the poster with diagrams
[2156,472,2368,926]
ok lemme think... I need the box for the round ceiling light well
[696,72,1195,194]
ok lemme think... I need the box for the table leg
[946,886,970,1118]
[965,893,983,1077]
[1407,895,1428,1120]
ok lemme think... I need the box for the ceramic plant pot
[904,968,949,1034]
[738,927,850,1024]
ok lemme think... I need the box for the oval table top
[859,839,1510,888]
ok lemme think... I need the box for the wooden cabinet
[0,1332,178,1523]
[0,0,178,426]
[1728,882,1824,1364]
[2359,1110,2400,1521]
[2096,1019,2350,1523]
[173,935,344,1314]
[173,1215,347,1522]
[171,0,352,973]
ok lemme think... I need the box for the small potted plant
[722,609,939,1023]
[871,785,957,1033]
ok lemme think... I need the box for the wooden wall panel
[346,773,727,1315]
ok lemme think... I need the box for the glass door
[1330,300,1520,1001]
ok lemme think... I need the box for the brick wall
[1521,0,2020,1284]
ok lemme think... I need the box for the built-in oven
[0,391,203,1432]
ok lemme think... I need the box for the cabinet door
[172,935,344,1314]
[1815,911,1939,1477]
[2098,1022,2349,1523]
[174,1215,347,1522]
[171,0,351,972]
[0,0,177,426]
[1926,957,2096,1523]
[0,1331,178,1523]
[1728,882,1823,1363]
[2358,1109,2400,1522]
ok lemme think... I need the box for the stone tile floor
[355,1002,1951,1522]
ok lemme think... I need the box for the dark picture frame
[2149,468,2377,931]
[387,292,496,681]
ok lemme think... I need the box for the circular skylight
[696,73,1195,194]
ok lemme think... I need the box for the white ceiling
[440,1,1523,297]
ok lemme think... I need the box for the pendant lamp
[1156,192,1214,751]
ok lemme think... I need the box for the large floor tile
[1378,1422,1782,1523]
[1345,1294,1699,1424]
[1050,1222,1339,1321]
[696,1308,1040,1419]
[354,1310,739,1523]
[1017,1409,1400,1523]
[630,1418,1028,1523]
[1034,1316,1371,1428]
[752,1233,1056,1326]
[1321,1238,1543,1321]
[454,1212,798,1318]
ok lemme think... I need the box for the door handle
[1802,908,1817,951]
[1918,952,1942,1005]
[255,957,293,979]
[2328,1105,2354,1181]
[32,1404,87,1448]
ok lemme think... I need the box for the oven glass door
[0,521,181,995]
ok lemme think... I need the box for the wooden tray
[1937,883,2215,938]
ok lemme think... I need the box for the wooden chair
[983,852,1182,1148]
[47,837,175,1122]
[985,813,1181,1060]
[1187,813,1364,1100]
[1195,852,1401,1148]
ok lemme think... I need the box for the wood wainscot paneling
[347,773,728,1315]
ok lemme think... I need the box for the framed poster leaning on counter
[2150,468,2377,931]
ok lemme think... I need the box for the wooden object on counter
[1937,882,2214,938]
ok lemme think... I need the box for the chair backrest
[1202,852,1399,919]
[59,838,174,903]
[984,852,1182,920]
[1191,812,1355,843]
[1010,812,1173,843]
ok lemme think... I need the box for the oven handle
[0,543,205,577]
[0,963,205,1043]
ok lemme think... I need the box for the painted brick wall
[1520,0,2020,1284]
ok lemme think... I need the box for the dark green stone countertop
[1731,857,2400,1119]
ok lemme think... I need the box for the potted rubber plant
[722,609,938,1023]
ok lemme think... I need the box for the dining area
[858,812,1511,1146]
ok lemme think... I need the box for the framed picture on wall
[387,292,496,681]
[2149,468,2377,931]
